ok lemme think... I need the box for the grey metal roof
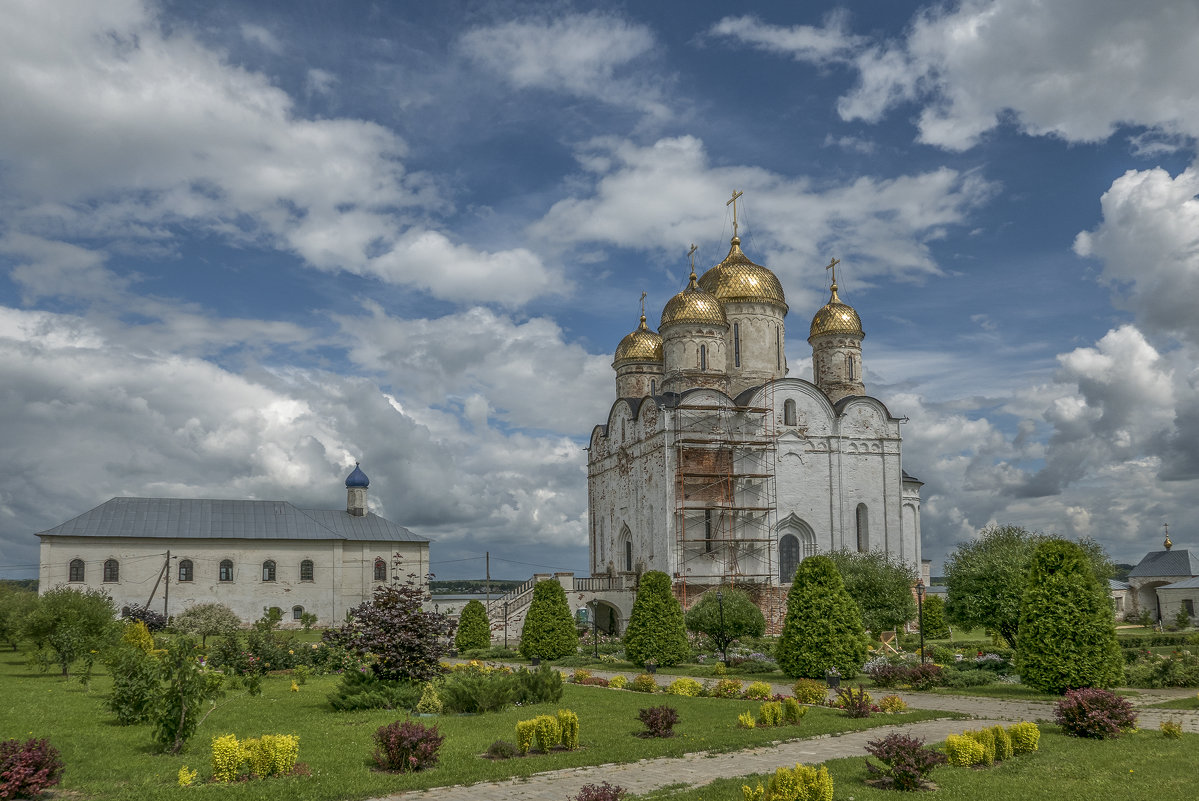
[1109,579,1132,591]
[35,497,426,543]
[1160,577,1199,590]
[1128,549,1199,579]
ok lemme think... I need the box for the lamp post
[716,588,728,666]
[591,602,599,660]
[503,601,509,650]
[915,579,926,665]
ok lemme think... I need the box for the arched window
[374,558,387,581]
[779,534,800,583]
[292,605,304,621]
[178,559,193,582]
[269,606,283,620]
[300,559,314,581]
[625,540,633,572]
[68,559,85,582]
[700,344,707,370]
[784,399,797,427]
[733,322,741,367]
[778,515,817,581]
[262,560,277,582]
[617,525,633,572]
[856,504,869,553]
[219,559,234,582]
[103,559,119,583]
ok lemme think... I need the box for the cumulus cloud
[707,10,865,64]
[0,0,560,306]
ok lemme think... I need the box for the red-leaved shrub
[572,781,626,801]
[865,732,947,790]
[637,705,679,738]
[905,663,945,690]
[0,738,64,800]
[836,686,873,718]
[865,662,909,688]
[1054,688,1137,739]
[372,720,445,772]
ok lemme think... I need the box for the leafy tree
[518,580,576,660]
[325,570,453,683]
[152,636,224,753]
[944,524,1113,648]
[1016,539,1124,694]
[777,555,867,679]
[0,585,37,650]
[21,586,118,676]
[173,603,241,647]
[825,550,917,633]
[683,586,765,664]
[455,599,491,651]
[919,594,951,639]
[623,571,689,668]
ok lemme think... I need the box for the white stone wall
[38,535,428,627]
[810,334,864,403]
[615,360,663,398]
[724,302,787,396]
[662,324,728,394]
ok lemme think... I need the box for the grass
[1145,694,1199,710]
[631,728,1199,801]
[0,653,962,801]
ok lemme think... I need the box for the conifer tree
[519,580,577,660]
[777,555,868,678]
[920,595,951,639]
[454,599,491,652]
[623,571,690,667]
[1016,539,1124,694]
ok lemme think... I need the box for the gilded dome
[697,237,787,310]
[661,272,728,329]
[613,315,663,365]
[809,283,864,339]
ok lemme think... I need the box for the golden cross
[687,243,698,273]
[639,291,646,318]
[825,257,841,286]
[726,190,743,238]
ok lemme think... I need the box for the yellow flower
[288,649,294,654]
[290,681,299,692]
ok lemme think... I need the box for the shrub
[123,604,168,632]
[943,669,994,689]
[666,677,703,696]
[865,733,947,791]
[21,586,118,677]
[1125,649,1199,688]
[0,737,65,799]
[630,673,659,693]
[558,709,580,750]
[684,586,766,663]
[106,641,161,725]
[920,594,951,639]
[638,705,679,738]
[964,728,996,765]
[743,681,773,700]
[905,663,945,690]
[742,763,833,801]
[1161,719,1183,739]
[757,701,784,727]
[372,720,444,773]
[1016,540,1124,693]
[513,664,564,706]
[416,682,443,714]
[1007,721,1041,754]
[152,636,225,754]
[573,782,626,801]
[455,600,491,652]
[608,675,628,689]
[991,725,1013,761]
[173,603,241,647]
[879,694,908,714]
[519,580,577,660]
[737,710,756,729]
[244,734,300,778]
[515,720,536,755]
[1053,687,1137,739]
[532,714,561,752]
[578,675,610,687]
[570,668,593,683]
[439,668,515,714]
[865,661,908,688]
[825,549,918,634]
[485,739,520,759]
[177,765,197,786]
[624,571,690,668]
[328,670,423,712]
[943,734,985,766]
[777,556,867,679]
[712,678,743,698]
[782,697,806,724]
[835,686,872,718]
[791,678,826,705]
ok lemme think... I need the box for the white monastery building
[35,465,428,626]
[587,205,924,622]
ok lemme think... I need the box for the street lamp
[716,588,728,666]
[915,579,926,665]
[591,601,599,659]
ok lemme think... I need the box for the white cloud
[240,23,282,54]
[707,11,864,63]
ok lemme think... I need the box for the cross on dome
[726,190,744,238]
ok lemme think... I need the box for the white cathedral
[587,215,924,606]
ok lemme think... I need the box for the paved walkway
[369,665,1199,801]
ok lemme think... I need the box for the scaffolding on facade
[672,382,779,607]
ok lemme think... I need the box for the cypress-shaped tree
[623,571,690,667]
[518,580,577,660]
[455,599,491,652]
[1016,539,1124,694]
[920,594,951,639]
[777,555,868,679]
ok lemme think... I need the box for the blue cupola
[345,462,370,488]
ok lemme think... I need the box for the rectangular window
[1185,599,1195,618]
[733,323,741,368]
[300,560,314,582]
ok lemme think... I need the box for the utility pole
[164,549,170,619]
[486,551,491,605]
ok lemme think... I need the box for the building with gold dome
[585,223,924,632]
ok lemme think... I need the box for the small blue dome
[345,463,370,488]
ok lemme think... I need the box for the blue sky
[2,0,1198,580]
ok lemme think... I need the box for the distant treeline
[0,579,37,592]
[430,579,525,594]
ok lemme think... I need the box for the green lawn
[1145,694,1199,710]
[0,654,961,801]
[631,728,1199,801]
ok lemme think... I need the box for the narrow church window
[700,344,707,370]
[856,504,869,553]
[650,379,656,395]
[776,327,782,370]
[784,399,796,427]
[219,559,233,582]
[69,558,84,582]
[293,605,305,621]
[733,323,741,368]
[624,540,633,572]
[178,559,193,582]
[103,559,119,583]
[846,354,856,381]
[704,509,714,553]
[262,560,277,582]
[300,559,314,581]
[779,534,799,583]
[374,558,387,581]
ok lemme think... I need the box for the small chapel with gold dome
[587,202,924,620]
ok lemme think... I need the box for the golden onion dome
[613,315,663,365]
[697,237,787,311]
[660,271,728,329]
[809,283,864,339]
